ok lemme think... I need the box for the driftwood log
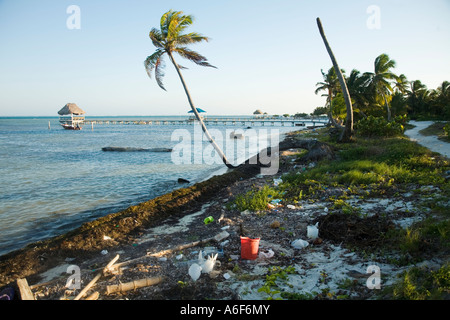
[106,276,163,294]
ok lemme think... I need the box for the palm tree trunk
[168,52,235,169]
[316,18,353,142]
[383,94,392,121]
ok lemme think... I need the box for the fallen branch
[106,276,163,294]
[17,278,35,300]
[112,231,230,270]
[74,254,120,300]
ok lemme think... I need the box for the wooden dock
[82,118,328,128]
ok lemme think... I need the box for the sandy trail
[404,121,450,158]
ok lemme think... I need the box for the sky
[0,0,449,117]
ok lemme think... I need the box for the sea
[0,116,321,256]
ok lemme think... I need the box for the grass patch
[232,185,283,212]
[389,263,450,300]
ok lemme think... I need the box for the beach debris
[258,249,275,259]
[178,178,190,183]
[287,204,296,209]
[101,250,108,255]
[176,254,184,260]
[223,273,231,280]
[204,216,214,225]
[273,178,283,186]
[307,222,319,240]
[74,254,120,300]
[291,239,309,249]
[103,235,112,241]
[106,277,163,294]
[0,287,15,300]
[201,253,218,274]
[188,263,202,281]
[85,291,100,300]
[17,278,35,300]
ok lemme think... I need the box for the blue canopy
[188,108,206,113]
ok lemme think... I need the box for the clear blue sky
[0,0,449,116]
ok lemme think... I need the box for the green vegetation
[232,185,282,212]
[316,53,449,140]
[389,263,450,300]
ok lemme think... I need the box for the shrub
[355,115,406,137]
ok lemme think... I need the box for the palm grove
[314,54,450,132]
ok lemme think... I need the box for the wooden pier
[82,118,328,128]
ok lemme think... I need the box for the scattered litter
[221,225,230,230]
[287,204,296,209]
[176,254,184,260]
[103,235,112,241]
[291,239,309,249]
[201,253,218,274]
[188,263,202,281]
[204,216,214,225]
[223,273,231,280]
[258,249,274,259]
[307,222,319,240]
[220,240,230,247]
[273,178,283,186]
[158,257,167,262]
[101,250,108,255]
[324,207,329,213]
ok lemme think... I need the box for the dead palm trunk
[316,18,353,142]
[168,52,235,169]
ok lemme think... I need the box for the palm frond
[154,55,167,90]
[175,47,216,68]
[149,28,164,48]
[144,49,164,77]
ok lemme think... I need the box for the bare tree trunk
[168,52,235,169]
[316,18,354,142]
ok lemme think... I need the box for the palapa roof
[253,109,263,115]
[58,103,85,115]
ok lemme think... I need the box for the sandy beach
[1,125,448,303]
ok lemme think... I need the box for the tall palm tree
[346,69,372,118]
[315,67,342,127]
[144,10,234,168]
[365,53,397,121]
[316,18,354,142]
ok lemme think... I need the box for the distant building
[58,103,85,130]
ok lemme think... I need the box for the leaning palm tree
[316,17,354,142]
[365,53,397,121]
[144,10,234,168]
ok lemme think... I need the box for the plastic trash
[241,237,260,260]
[307,222,319,240]
[291,239,309,249]
[204,216,214,225]
[258,249,275,259]
[287,204,296,209]
[270,199,282,205]
[188,263,202,281]
[201,253,218,274]
[273,178,283,186]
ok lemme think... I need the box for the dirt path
[405,120,450,158]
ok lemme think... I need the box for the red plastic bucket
[240,237,260,260]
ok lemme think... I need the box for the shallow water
[0,116,311,256]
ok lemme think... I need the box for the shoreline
[0,129,296,287]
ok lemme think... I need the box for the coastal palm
[365,53,397,121]
[144,10,234,168]
[315,67,342,127]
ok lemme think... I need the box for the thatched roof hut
[253,109,263,115]
[58,103,85,115]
